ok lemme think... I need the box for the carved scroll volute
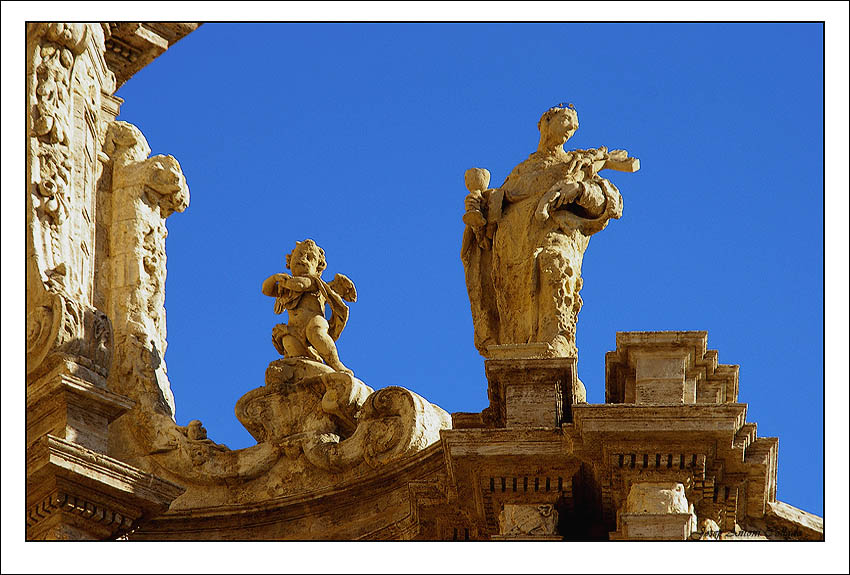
[358,387,452,467]
[25,290,64,375]
[301,386,452,472]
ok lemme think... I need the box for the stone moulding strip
[440,428,566,498]
[26,490,135,533]
[571,404,748,435]
[132,441,447,537]
[27,434,185,505]
[27,371,135,422]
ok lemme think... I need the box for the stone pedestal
[485,355,583,428]
[610,482,695,540]
[605,331,738,405]
[612,512,694,540]
[633,350,694,404]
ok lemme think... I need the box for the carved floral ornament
[30,24,88,227]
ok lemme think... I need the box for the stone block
[616,512,694,540]
[27,366,134,454]
[484,357,581,428]
[605,331,738,404]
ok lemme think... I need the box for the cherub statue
[177,419,229,451]
[262,239,357,375]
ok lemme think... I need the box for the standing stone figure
[262,239,357,374]
[461,105,639,358]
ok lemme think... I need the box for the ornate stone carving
[29,24,90,285]
[104,120,189,418]
[235,357,451,474]
[262,239,357,374]
[461,105,639,359]
[498,504,559,537]
[26,23,114,381]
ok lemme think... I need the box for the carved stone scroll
[235,358,452,474]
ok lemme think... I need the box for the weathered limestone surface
[107,236,452,518]
[461,105,639,360]
[25,22,196,540]
[24,27,822,542]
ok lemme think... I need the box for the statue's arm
[261,274,281,297]
[262,273,313,296]
[601,149,640,173]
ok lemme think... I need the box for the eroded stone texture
[24,24,823,541]
[24,23,196,540]
[104,120,189,420]
[262,239,357,374]
[461,105,639,360]
[496,504,559,540]
[103,234,451,514]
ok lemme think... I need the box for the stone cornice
[26,435,185,539]
[131,442,446,538]
[27,434,185,506]
[102,23,200,89]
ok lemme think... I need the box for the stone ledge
[27,435,184,510]
[571,403,748,436]
[130,441,446,540]
[26,435,185,539]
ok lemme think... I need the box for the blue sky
[112,22,826,516]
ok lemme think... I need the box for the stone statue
[262,239,357,374]
[461,105,639,358]
[177,419,229,452]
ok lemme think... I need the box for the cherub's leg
[306,315,353,375]
[282,334,311,359]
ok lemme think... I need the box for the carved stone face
[289,243,323,277]
[187,419,207,441]
[539,107,578,144]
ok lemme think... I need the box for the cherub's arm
[261,273,313,297]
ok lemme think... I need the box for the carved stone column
[103,120,189,423]
[25,22,194,540]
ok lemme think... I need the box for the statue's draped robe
[462,151,623,358]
